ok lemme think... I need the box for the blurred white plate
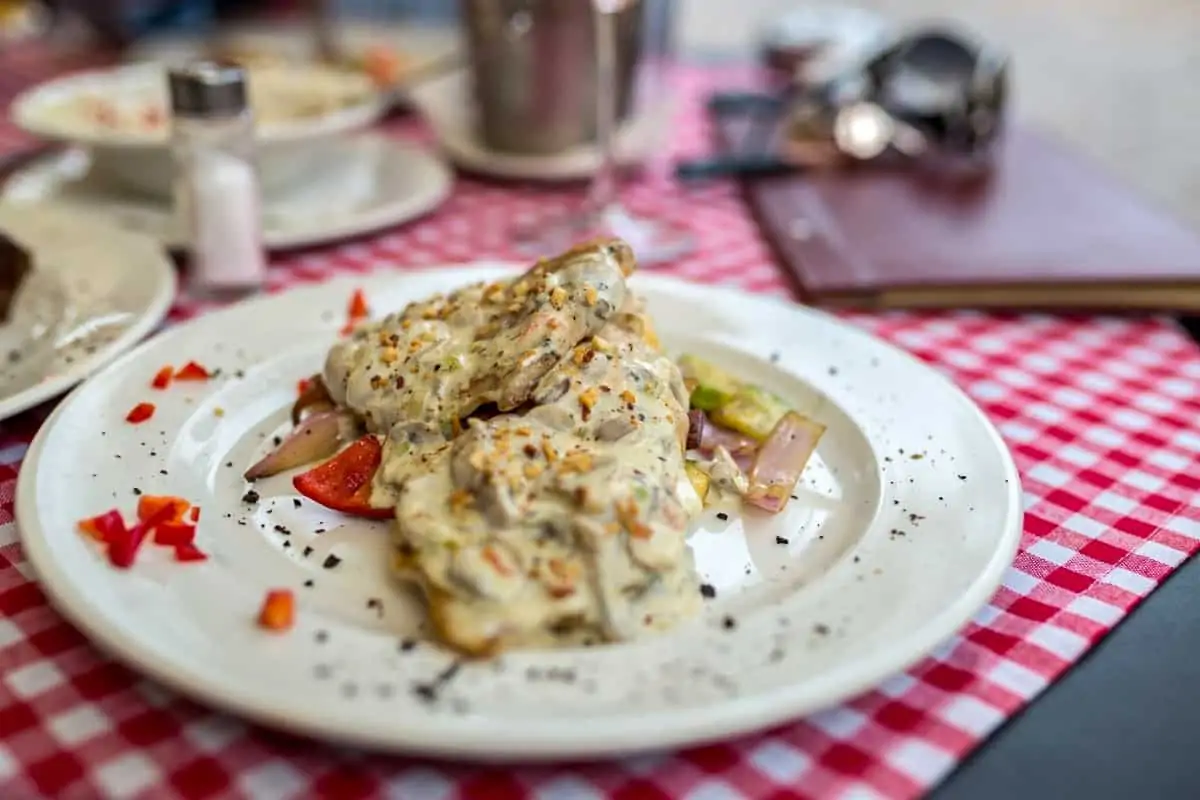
[9,62,385,199]
[17,266,1021,759]
[1,134,452,251]
[0,204,174,421]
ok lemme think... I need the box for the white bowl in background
[10,62,386,200]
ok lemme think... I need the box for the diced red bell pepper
[189,506,201,523]
[174,361,210,381]
[150,366,173,390]
[125,402,155,424]
[137,495,190,525]
[153,522,195,547]
[258,589,295,631]
[347,288,370,320]
[292,435,392,519]
[174,542,208,562]
[77,509,128,543]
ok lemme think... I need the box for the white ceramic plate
[410,72,668,181]
[10,62,382,149]
[0,135,453,251]
[16,266,1021,760]
[0,204,175,421]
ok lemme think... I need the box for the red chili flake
[258,589,295,631]
[347,289,370,320]
[297,378,311,396]
[153,522,195,547]
[150,366,173,390]
[125,402,155,424]
[174,542,208,563]
[189,506,201,523]
[77,509,128,544]
[174,361,210,381]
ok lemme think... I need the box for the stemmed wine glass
[511,0,693,265]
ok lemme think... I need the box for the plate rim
[14,265,1023,759]
[0,206,177,421]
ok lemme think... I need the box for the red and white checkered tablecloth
[2,57,1200,800]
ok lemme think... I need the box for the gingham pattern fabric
[1,55,1200,800]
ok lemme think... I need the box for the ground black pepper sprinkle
[853,556,861,563]
[814,623,830,636]
[722,615,737,630]
[272,436,282,447]
[322,554,342,569]
[399,638,417,653]
[700,583,716,599]
[367,598,383,617]
[293,499,302,509]
[716,512,729,521]
[273,524,291,536]
[282,540,292,549]
[315,630,328,644]
[132,488,142,495]
[958,474,967,480]
[313,664,331,679]
[303,579,314,588]
[769,352,780,363]
[302,546,313,558]
[775,536,789,545]
[242,489,260,504]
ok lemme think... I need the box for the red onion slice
[244,411,345,480]
[745,412,826,513]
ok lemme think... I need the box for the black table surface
[931,315,1200,800]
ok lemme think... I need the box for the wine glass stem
[587,4,619,215]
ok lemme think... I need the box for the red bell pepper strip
[137,495,190,525]
[174,361,210,381]
[292,435,392,519]
[174,542,208,562]
[108,500,177,569]
[258,589,295,631]
[153,522,195,547]
[77,509,128,544]
[125,402,155,424]
[347,288,369,320]
[151,366,173,390]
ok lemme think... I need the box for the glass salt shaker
[168,62,267,300]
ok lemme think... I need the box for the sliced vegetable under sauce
[292,374,335,424]
[258,589,295,631]
[711,385,792,442]
[292,435,393,519]
[678,354,743,412]
[244,410,345,480]
[125,402,155,424]
[684,461,711,503]
[745,411,826,513]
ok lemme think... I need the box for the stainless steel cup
[459,0,647,155]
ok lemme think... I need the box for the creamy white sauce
[322,241,703,654]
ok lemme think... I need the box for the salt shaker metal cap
[167,62,249,118]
